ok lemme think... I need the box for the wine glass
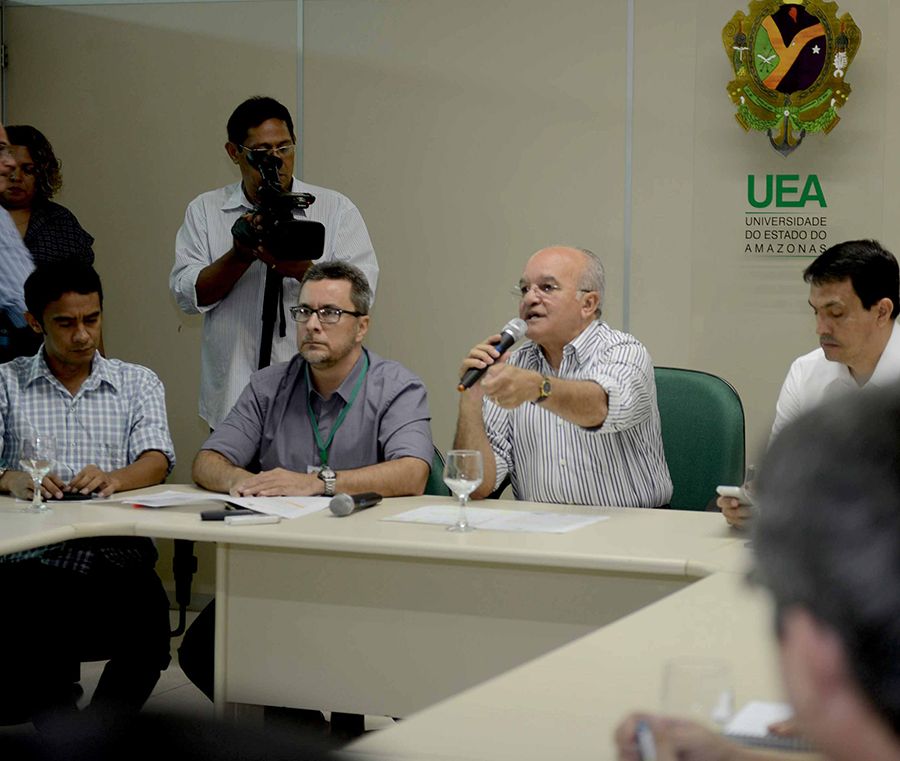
[19,432,58,513]
[660,657,734,728]
[443,449,483,533]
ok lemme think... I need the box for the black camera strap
[257,266,286,370]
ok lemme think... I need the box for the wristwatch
[535,376,552,403]
[318,466,337,497]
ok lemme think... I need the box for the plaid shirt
[0,350,176,574]
[25,201,95,266]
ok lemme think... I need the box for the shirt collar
[24,348,117,394]
[221,177,303,212]
[566,320,604,366]
[307,349,368,404]
[868,322,900,387]
[525,320,603,370]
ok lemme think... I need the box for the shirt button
[557,419,563,426]
[560,458,567,467]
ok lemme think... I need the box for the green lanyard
[305,352,369,467]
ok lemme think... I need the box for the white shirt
[772,322,900,438]
[483,320,673,507]
[170,179,378,427]
[0,206,34,327]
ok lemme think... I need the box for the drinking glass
[443,450,483,533]
[660,657,734,728]
[19,432,58,513]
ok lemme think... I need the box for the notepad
[724,701,815,752]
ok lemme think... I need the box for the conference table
[0,488,782,759]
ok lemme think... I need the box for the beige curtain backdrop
[6,0,900,592]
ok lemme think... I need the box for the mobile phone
[53,491,94,501]
[716,485,753,505]
[201,507,258,521]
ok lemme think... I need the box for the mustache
[819,335,839,344]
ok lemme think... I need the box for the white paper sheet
[108,490,225,508]
[723,701,812,751]
[384,504,609,533]
[724,701,793,737]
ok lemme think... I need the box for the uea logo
[723,1,861,156]
[748,174,826,208]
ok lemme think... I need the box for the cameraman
[170,96,378,429]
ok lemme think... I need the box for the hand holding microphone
[457,318,527,392]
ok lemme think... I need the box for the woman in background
[0,125,94,265]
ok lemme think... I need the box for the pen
[636,720,657,761]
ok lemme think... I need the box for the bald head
[518,245,604,351]
[526,246,605,318]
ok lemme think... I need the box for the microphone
[457,318,527,391]
[329,491,384,517]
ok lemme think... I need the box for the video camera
[231,151,325,261]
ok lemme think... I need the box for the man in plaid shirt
[0,263,175,725]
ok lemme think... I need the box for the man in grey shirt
[193,261,432,497]
[181,262,433,732]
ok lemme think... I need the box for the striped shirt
[170,178,379,428]
[0,206,34,328]
[483,320,672,507]
[0,350,176,573]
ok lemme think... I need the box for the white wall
[7,0,899,585]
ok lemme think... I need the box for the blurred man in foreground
[617,385,900,761]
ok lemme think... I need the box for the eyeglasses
[510,282,593,300]
[289,306,365,325]
[238,143,296,160]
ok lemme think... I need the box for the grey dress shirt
[203,349,433,473]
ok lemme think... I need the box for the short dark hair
[24,264,103,324]
[6,125,62,202]
[300,262,371,315]
[754,387,900,736]
[226,96,295,145]
[803,239,900,319]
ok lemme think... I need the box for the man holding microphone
[454,245,671,507]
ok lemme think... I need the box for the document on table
[724,701,813,751]
[107,491,330,519]
[108,490,225,508]
[223,495,331,519]
[384,504,609,533]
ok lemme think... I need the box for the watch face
[541,379,552,395]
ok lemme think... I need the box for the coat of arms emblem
[723,1,861,156]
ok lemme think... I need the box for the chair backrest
[424,446,451,496]
[653,367,745,510]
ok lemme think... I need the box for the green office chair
[425,446,451,496]
[653,367,745,511]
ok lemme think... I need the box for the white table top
[0,486,748,578]
[348,572,782,761]
[0,484,764,761]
